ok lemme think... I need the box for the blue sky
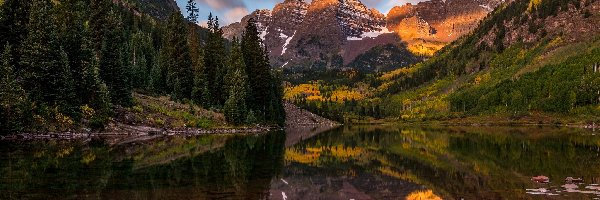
[174,0,428,26]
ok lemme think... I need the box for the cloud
[199,0,246,10]
[224,7,250,24]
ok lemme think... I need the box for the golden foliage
[378,166,420,183]
[528,0,542,12]
[284,83,322,100]
[285,145,365,166]
[379,67,416,81]
[81,152,96,165]
[285,82,365,103]
[406,190,442,200]
[408,42,445,57]
[285,148,320,165]
[474,76,482,85]
[56,146,74,158]
[80,105,96,119]
[331,87,364,103]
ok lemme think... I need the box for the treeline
[449,46,600,115]
[0,0,284,133]
[291,98,384,122]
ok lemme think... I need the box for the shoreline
[353,113,600,130]
[0,123,278,142]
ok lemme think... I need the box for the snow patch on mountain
[347,27,391,41]
[281,31,296,55]
[479,4,493,11]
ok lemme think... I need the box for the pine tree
[129,31,154,89]
[0,0,30,74]
[56,48,77,115]
[163,12,193,100]
[90,0,111,54]
[189,14,204,104]
[20,0,75,112]
[83,56,111,116]
[268,70,286,126]
[99,9,132,105]
[56,0,96,106]
[240,18,286,125]
[225,38,246,94]
[242,18,272,120]
[0,43,26,133]
[192,48,207,105]
[224,39,249,125]
[203,13,227,107]
[224,69,248,125]
[185,0,199,23]
[152,48,168,93]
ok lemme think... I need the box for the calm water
[1,126,600,199]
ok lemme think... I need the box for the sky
[174,0,428,26]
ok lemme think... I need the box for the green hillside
[289,0,600,124]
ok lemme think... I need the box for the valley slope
[286,0,600,125]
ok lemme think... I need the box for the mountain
[135,0,179,20]
[373,0,600,121]
[387,0,504,55]
[223,0,503,73]
[284,0,600,123]
[112,0,180,20]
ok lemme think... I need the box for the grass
[121,93,225,129]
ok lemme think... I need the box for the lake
[1,125,600,199]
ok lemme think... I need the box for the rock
[284,102,339,127]
[532,175,550,183]
[565,177,584,184]
[562,183,579,190]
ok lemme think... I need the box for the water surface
[1,126,600,199]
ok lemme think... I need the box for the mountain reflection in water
[1,125,600,199]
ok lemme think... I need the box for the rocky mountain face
[387,0,505,55]
[223,0,505,72]
[113,0,180,20]
[136,0,179,20]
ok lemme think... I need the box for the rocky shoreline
[0,102,339,142]
[0,123,276,142]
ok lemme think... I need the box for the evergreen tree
[191,48,207,105]
[56,48,77,115]
[152,48,168,93]
[224,39,248,125]
[185,0,199,23]
[0,0,30,73]
[242,18,285,123]
[203,13,227,107]
[188,15,204,104]
[20,0,75,113]
[56,0,96,106]
[0,44,26,133]
[268,70,286,125]
[90,0,111,54]
[225,38,246,94]
[163,12,193,100]
[99,9,131,105]
[224,69,248,125]
[83,56,111,116]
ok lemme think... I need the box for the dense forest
[0,0,285,134]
